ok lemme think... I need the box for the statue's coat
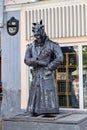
[24,37,63,114]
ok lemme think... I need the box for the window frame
[60,43,87,110]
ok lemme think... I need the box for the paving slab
[5,112,72,122]
[56,114,87,124]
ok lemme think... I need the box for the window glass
[56,46,79,108]
[83,46,87,108]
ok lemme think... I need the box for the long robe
[24,38,63,114]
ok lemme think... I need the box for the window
[83,45,87,108]
[56,46,79,108]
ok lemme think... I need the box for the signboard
[57,72,66,80]
[0,0,3,27]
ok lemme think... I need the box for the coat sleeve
[47,42,63,71]
[24,44,47,67]
[24,44,37,66]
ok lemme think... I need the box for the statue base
[2,112,87,130]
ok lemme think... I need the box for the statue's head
[32,20,46,40]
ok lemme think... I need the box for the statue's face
[32,21,45,39]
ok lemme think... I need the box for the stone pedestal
[1,89,22,118]
[2,113,87,130]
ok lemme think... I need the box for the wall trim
[26,36,87,46]
[4,0,87,12]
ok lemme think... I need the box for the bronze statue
[24,20,63,115]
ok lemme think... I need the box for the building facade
[1,0,87,117]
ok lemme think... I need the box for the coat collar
[33,37,49,56]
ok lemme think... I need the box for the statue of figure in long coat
[24,20,63,115]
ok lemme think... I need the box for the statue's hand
[45,67,52,76]
[31,57,38,66]
[35,57,47,66]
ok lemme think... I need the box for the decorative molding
[26,3,87,39]
[4,0,87,11]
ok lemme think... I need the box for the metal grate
[26,4,87,40]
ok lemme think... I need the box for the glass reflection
[71,75,79,108]
[83,46,87,108]
[57,46,79,108]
